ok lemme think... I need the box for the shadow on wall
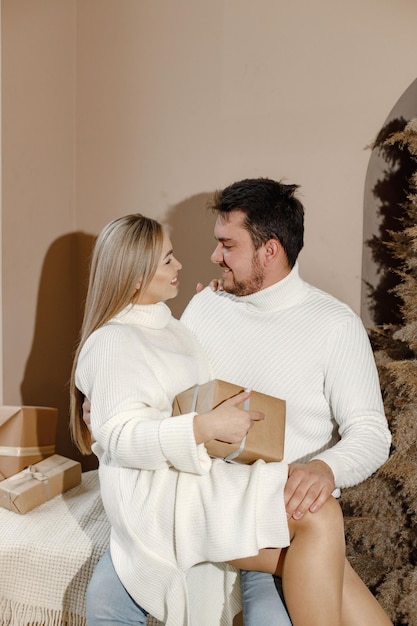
[19,192,219,471]
[20,231,98,472]
[164,191,219,319]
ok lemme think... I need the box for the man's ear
[263,239,282,266]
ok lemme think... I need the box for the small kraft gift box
[173,379,285,464]
[0,454,82,514]
[0,405,58,481]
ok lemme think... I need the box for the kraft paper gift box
[0,406,58,481]
[0,454,82,514]
[173,379,285,464]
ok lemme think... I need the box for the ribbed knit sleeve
[312,312,391,487]
[76,322,211,475]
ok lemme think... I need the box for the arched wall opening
[362,78,417,328]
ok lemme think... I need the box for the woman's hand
[193,390,264,445]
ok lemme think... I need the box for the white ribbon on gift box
[0,445,55,456]
[3,464,51,511]
[191,385,248,463]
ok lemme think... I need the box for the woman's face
[135,231,182,305]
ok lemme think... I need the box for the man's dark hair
[210,178,304,267]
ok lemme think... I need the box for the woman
[70,214,392,626]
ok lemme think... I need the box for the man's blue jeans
[86,549,292,625]
[241,570,292,626]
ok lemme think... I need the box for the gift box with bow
[173,379,286,464]
[0,454,82,514]
[0,405,57,481]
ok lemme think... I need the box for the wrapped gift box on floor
[173,379,286,464]
[0,454,82,514]
[0,405,57,480]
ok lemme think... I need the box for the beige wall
[2,0,417,466]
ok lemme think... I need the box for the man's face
[211,210,265,296]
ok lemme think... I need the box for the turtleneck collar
[227,262,308,312]
[110,301,172,329]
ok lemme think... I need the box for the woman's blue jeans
[86,549,148,625]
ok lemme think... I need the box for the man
[86,177,391,625]
[180,177,391,623]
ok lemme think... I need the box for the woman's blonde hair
[69,213,164,454]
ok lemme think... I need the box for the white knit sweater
[75,302,289,626]
[181,263,391,490]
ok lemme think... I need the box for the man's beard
[224,254,265,296]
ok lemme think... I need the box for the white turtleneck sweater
[75,302,289,626]
[181,263,391,490]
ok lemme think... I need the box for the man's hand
[196,279,224,293]
[82,397,92,433]
[284,460,335,519]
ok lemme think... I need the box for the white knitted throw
[0,469,163,626]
